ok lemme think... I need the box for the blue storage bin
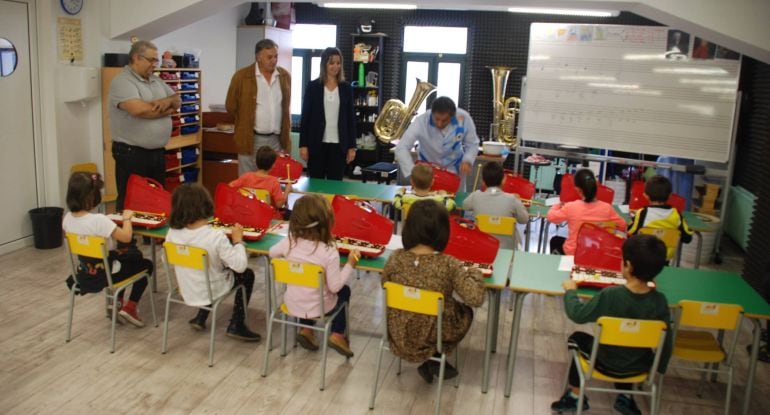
[181,93,200,103]
[183,167,199,183]
[180,82,199,91]
[181,104,199,113]
[181,71,199,80]
[181,147,198,164]
[180,125,199,135]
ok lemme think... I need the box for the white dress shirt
[254,66,283,135]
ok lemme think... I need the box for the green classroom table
[501,251,770,415]
[292,177,399,203]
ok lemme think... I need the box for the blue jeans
[299,285,350,335]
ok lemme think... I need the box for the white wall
[154,3,250,109]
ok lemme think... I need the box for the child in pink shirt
[546,169,627,255]
[268,194,360,357]
[229,146,292,211]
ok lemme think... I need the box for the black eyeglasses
[139,55,159,64]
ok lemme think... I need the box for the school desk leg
[263,255,271,321]
[504,291,528,398]
[150,238,157,292]
[525,219,531,252]
[482,289,501,393]
[694,231,703,269]
[742,319,762,415]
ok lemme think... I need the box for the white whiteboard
[520,23,740,163]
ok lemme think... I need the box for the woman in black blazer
[299,47,357,180]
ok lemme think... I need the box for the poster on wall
[57,17,83,63]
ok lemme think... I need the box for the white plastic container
[482,141,507,156]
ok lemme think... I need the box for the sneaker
[328,333,354,358]
[118,303,145,328]
[613,394,641,415]
[297,328,319,351]
[429,360,459,380]
[188,312,208,331]
[226,322,261,342]
[550,390,589,413]
[417,361,434,384]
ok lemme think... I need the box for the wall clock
[61,0,84,15]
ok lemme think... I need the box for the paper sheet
[558,255,575,271]
[269,222,289,236]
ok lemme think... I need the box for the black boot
[226,320,261,342]
[188,309,210,331]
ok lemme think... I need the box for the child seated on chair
[268,194,360,357]
[547,169,627,255]
[628,175,693,247]
[62,172,151,327]
[165,184,260,342]
[229,146,292,215]
[381,199,485,384]
[462,161,529,249]
[394,163,456,214]
[551,234,673,415]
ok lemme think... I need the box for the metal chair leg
[66,286,77,342]
[369,338,386,409]
[262,311,276,377]
[147,274,158,327]
[208,303,219,367]
[320,321,331,391]
[435,353,446,415]
[725,367,733,415]
[110,289,122,353]
[161,292,172,353]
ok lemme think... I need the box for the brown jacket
[225,63,291,155]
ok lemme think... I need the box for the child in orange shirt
[229,146,292,212]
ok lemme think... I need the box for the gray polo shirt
[108,66,175,149]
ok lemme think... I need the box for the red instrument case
[268,152,303,184]
[331,195,393,257]
[212,183,275,240]
[416,161,461,194]
[570,223,640,289]
[443,217,500,276]
[108,174,171,228]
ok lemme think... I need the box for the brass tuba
[487,66,521,146]
[374,78,436,143]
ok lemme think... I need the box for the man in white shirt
[226,39,292,175]
[394,96,479,189]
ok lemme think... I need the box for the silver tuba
[374,78,436,143]
[487,66,521,146]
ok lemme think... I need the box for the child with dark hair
[269,194,360,357]
[166,184,260,341]
[393,163,456,213]
[547,169,626,254]
[628,175,693,257]
[462,161,529,249]
[62,172,151,327]
[381,199,485,383]
[551,234,673,414]
[229,145,292,211]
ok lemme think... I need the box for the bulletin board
[519,23,740,163]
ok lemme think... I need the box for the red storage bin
[331,195,393,257]
[165,152,181,169]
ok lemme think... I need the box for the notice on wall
[57,17,83,63]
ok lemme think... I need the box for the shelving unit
[350,33,389,173]
[100,67,203,201]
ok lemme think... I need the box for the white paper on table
[618,204,630,214]
[558,255,575,271]
[545,196,561,206]
[386,234,404,251]
[269,222,289,236]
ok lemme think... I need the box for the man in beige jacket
[226,38,291,175]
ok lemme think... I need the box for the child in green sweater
[551,234,672,415]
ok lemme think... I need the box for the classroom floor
[0,228,766,414]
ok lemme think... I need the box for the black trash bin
[28,207,64,249]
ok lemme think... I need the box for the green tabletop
[133,225,170,239]
[244,233,285,254]
[508,252,770,319]
[682,211,718,233]
[293,177,396,202]
[340,249,393,272]
[487,248,514,288]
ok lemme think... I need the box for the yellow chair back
[638,227,681,260]
[597,316,667,348]
[70,162,98,174]
[383,281,443,316]
[271,258,323,288]
[65,233,107,259]
[163,241,207,271]
[678,300,743,330]
[476,214,517,237]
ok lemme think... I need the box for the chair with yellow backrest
[262,258,349,390]
[661,300,743,415]
[64,233,157,353]
[638,227,681,265]
[369,282,459,415]
[476,213,517,243]
[567,316,668,415]
[161,241,248,367]
[69,163,117,211]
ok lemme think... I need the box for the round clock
[61,0,84,15]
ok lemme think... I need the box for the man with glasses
[108,40,181,210]
[226,38,292,175]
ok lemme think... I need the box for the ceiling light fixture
[321,3,417,9]
[508,7,618,17]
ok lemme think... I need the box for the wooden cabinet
[201,112,239,195]
[101,67,203,199]
[236,25,292,70]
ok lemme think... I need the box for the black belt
[254,131,279,136]
[112,141,164,153]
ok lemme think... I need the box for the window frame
[400,52,467,110]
